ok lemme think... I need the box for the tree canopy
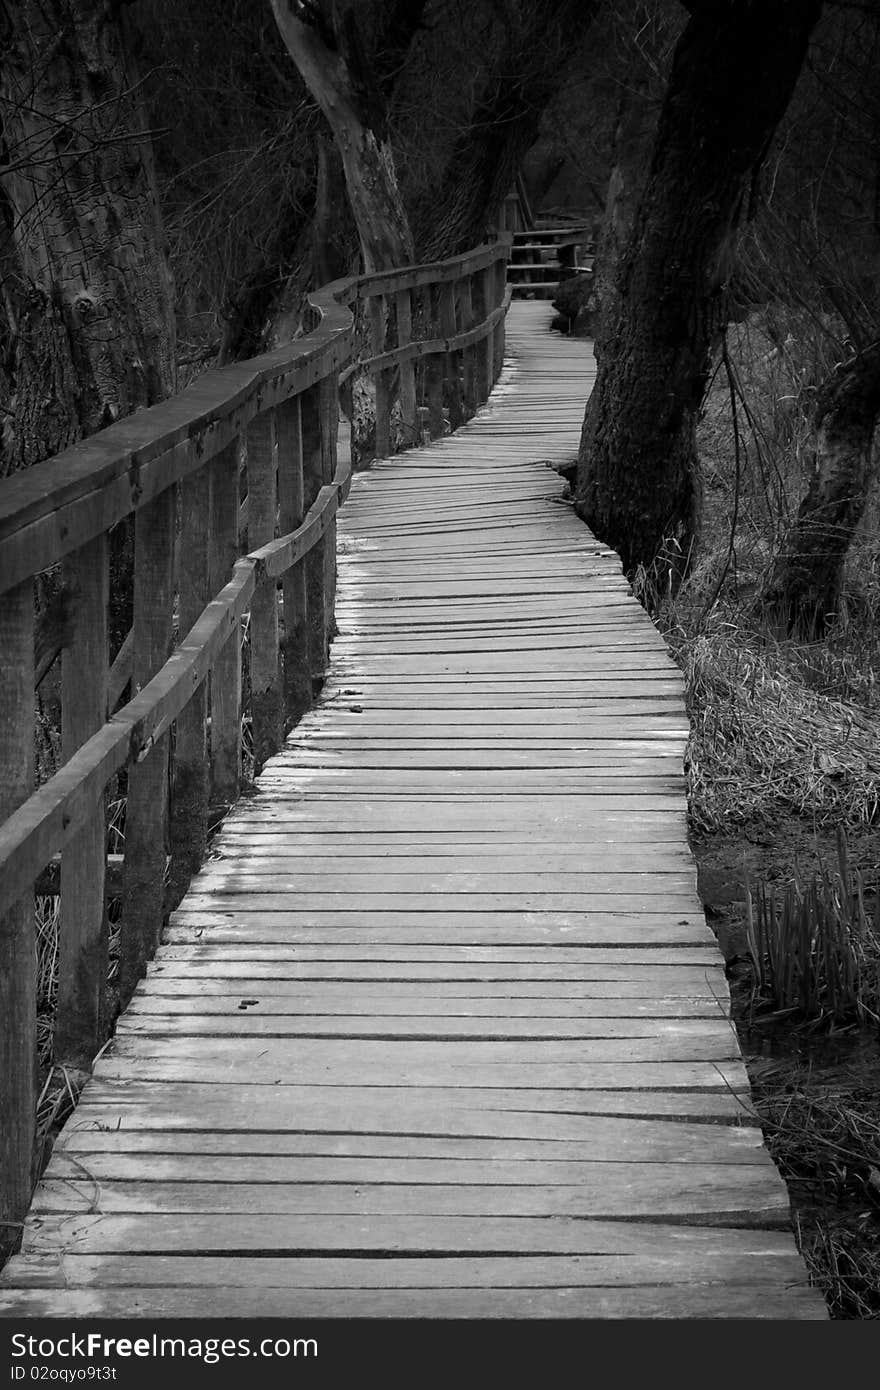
[2,0,878,629]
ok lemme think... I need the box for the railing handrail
[0,232,511,921]
[0,229,512,1258]
[0,238,509,594]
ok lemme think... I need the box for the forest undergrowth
[634,307,880,1317]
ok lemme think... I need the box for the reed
[744,828,880,1025]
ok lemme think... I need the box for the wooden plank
[246,408,281,773]
[266,750,683,771]
[29,1169,786,1221]
[45,1125,774,1179]
[178,865,698,889]
[92,1059,750,1091]
[369,294,391,459]
[123,997,727,1020]
[0,1284,825,1318]
[168,466,211,908]
[56,1115,763,1158]
[493,261,507,380]
[202,845,694,864]
[441,280,463,430]
[396,288,418,445]
[100,1029,741,1063]
[132,982,729,1004]
[9,1212,796,1260]
[424,284,445,440]
[208,442,242,805]
[168,894,701,917]
[71,1080,754,1122]
[1,1246,811,1289]
[277,394,311,726]
[118,485,175,1009]
[246,449,348,583]
[300,383,327,683]
[142,960,725,983]
[111,1016,730,1041]
[320,372,339,642]
[159,926,716,951]
[55,534,109,1068]
[0,579,35,1256]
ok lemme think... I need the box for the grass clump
[752,1082,880,1319]
[744,829,880,1027]
[672,618,880,834]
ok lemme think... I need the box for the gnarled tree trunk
[413,0,599,262]
[589,3,682,344]
[1,0,176,475]
[761,340,880,635]
[576,0,822,578]
[270,0,416,273]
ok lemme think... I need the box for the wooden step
[510,283,560,297]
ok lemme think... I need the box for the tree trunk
[761,340,880,635]
[576,0,822,577]
[270,1,414,273]
[568,4,681,345]
[1,0,176,475]
[313,135,354,286]
[413,0,599,262]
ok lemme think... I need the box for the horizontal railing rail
[0,234,511,1253]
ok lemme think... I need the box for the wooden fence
[0,236,511,1250]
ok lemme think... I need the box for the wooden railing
[0,235,511,1247]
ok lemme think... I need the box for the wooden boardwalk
[0,303,825,1319]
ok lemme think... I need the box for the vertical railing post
[473,271,490,406]
[426,284,445,439]
[493,249,507,384]
[247,408,282,776]
[168,466,212,908]
[277,395,311,729]
[0,581,35,1257]
[370,294,391,459]
[396,287,418,446]
[209,441,242,807]
[479,266,495,403]
[441,279,463,432]
[301,383,328,686]
[321,371,339,643]
[55,535,109,1068]
[460,276,477,420]
[118,485,175,1011]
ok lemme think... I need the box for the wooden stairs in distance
[507,220,594,300]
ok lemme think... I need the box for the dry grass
[667,615,880,833]
[634,304,880,839]
[643,301,880,1317]
[34,895,59,1069]
[753,1081,880,1318]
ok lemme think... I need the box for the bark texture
[270,0,419,273]
[576,0,822,576]
[761,341,880,635]
[413,0,599,262]
[0,0,176,474]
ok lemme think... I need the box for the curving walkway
[0,303,825,1318]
